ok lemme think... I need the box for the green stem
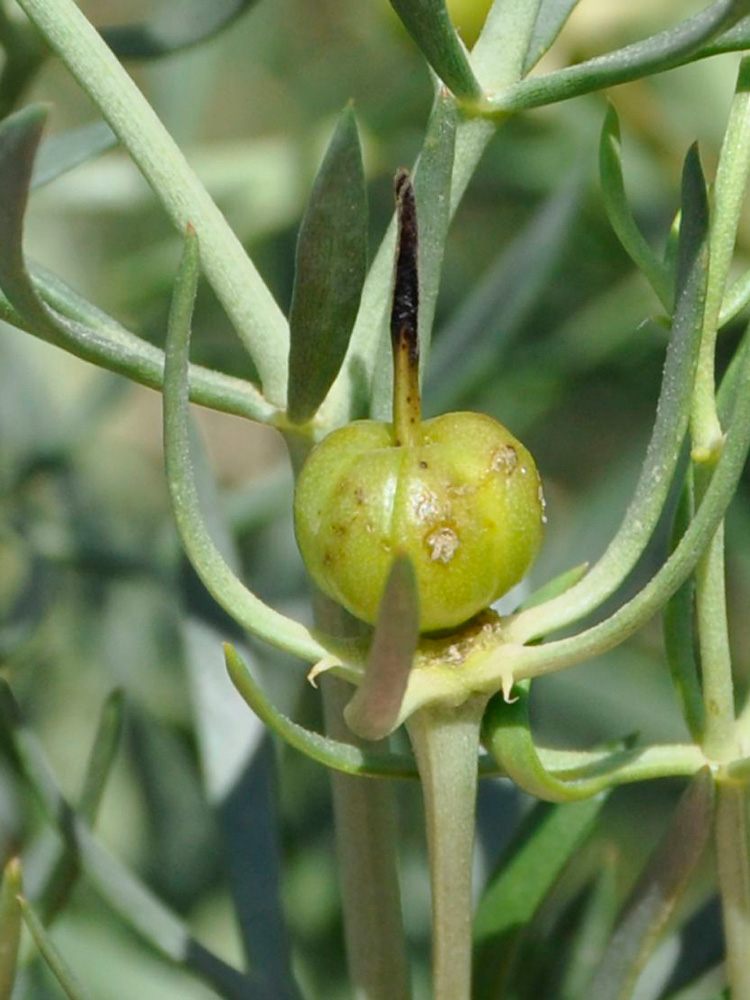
[715,783,750,998]
[314,594,410,1000]
[407,697,486,1000]
[17,0,289,405]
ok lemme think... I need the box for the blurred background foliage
[1,0,749,996]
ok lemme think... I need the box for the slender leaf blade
[389,0,482,100]
[19,896,93,1000]
[523,0,583,73]
[599,104,672,310]
[100,0,259,59]
[162,231,326,662]
[31,120,117,189]
[509,144,710,644]
[344,555,419,740]
[560,856,620,1000]
[0,680,256,1000]
[0,858,22,1000]
[226,643,420,777]
[588,769,715,1000]
[474,794,607,996]
[287,107,367,424]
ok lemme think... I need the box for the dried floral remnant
[426,526,459,563]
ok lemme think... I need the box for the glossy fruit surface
[294,411,544,633]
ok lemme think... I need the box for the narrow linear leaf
[588,769,715,1000]
[482,682,634,802]
[509,144,710,644]
[719,265,750,326]
[162,231,328,663]
[560,855,620,1000]
[39,689,124,924]
[600,105,672,310]
[523,0,584,73]
[389,0,482,101]
[488,0,750,113]
[344,555,419,741]
[473,794,607,995]
[0,858,22,1000]
[225,643,419,778]
[426,170,581,411]
[0,681,256,1000]
[287,106,367,425]
[183,615,297,994]
[664,470,704,741]
[31,120,117,189]
[513,327,750,677]
[100,0,258,59]
[18,896,93,1000]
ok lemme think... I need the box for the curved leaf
[31,120,117,189]
[287,106,367,425]
[523,0,584,74]
[162,231,329,664]
[588,770,715,1000]
[599,105,672,310]
[509,144,709,644]
[100,0,258,60]
[389,0,481,101]
[226,643,419,778]
[18,895,93,1000]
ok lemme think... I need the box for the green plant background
[2,1,749,997]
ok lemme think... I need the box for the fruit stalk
[391,169,422,447]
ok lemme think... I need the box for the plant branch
[715,783,750,998]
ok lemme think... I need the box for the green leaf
[0,680,256,1000]
[514,324,750,677]
[100,0,259,59]
[18,895,93,1000]
[560,856,619,1000]
[31,120,117,189]
[344,555,419,741]
[473,794,607,994]
[226,642,420,778]
[523,0,583,73]
[287,107,367,425]
[599,105,672,310]
[483,681,632,802]
[0,858,22,1000]
[389,0,482,101]
[38,689,124,924]
[426,170,581,412]
[509,144,710,644]
[162,230,328,663]
[588,769,715,1000]
[487,0,750,113]
[664,470,704,742]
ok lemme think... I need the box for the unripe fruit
[294,411,544,632]
[292,169,545,633]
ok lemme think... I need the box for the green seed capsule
[292,168,545,633]
[294,411,544,632]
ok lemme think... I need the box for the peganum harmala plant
[3,0,750,998]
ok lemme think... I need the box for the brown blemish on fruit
[419,460,428,469]
[491,444,518,474]
[354,487,365,505]
[426,526,459,563]
[323,550,334,566]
